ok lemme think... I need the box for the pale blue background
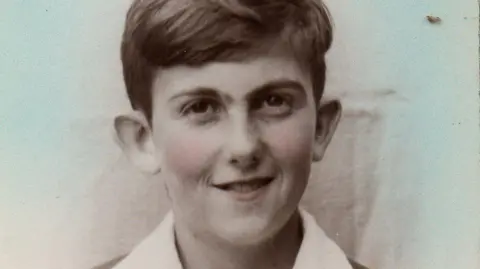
[1,0,479,268]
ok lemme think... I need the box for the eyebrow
[247,79,306,100]
[168,79,306,102]
[169,87,222,102]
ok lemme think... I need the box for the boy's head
[121,0,334,123]
[115,0,342,246]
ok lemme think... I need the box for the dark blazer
[93,254,370,269]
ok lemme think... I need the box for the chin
[213,214,283,246]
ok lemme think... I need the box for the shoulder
[91,255,127,269]
[348,257,370,269]
[94,254,369,269]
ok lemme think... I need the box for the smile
[213,177,275,201]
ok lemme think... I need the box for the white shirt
[113,209,353,269]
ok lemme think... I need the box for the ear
[113,111,162,174]
[313,100,342,162]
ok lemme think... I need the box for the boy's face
[115,51,341,245]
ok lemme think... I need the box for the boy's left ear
[313,99,342,162]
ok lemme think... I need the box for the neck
[174,210,303,269]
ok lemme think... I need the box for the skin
[114,50,341,269]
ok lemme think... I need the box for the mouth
[213,177,275,193]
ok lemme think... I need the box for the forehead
[151,53,312,102]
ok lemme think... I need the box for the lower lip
[215,179,275,202]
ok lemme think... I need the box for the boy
[95,0,368,268]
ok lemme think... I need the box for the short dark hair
[121,0,334,121]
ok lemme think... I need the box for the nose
[226,114,263,171]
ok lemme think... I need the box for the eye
[181,98,222,123]
[254,93,293,117]
[187,100,217,114]
[265,95,287,107]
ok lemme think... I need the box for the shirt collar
[114,209,352,269]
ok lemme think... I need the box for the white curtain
[1,0,479,268]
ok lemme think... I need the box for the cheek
[265,116,315,165]
[264,115,315,202]
[161,129,220,181]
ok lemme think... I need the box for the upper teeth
[227,182,264,193]
[219,178,272,192]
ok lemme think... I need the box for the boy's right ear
[113,111,161,174]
